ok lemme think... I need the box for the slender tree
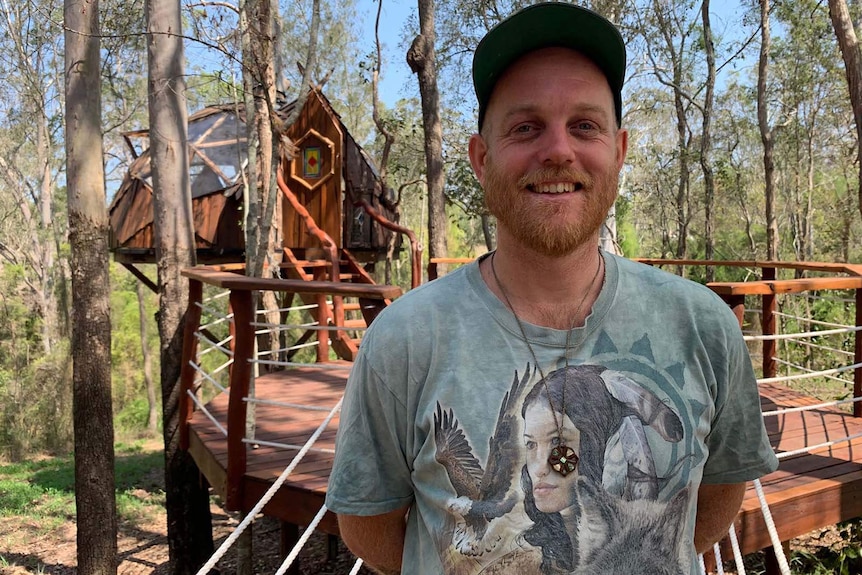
[146,0,215,571]
[828,0,862,220]
[700,0,716,279]
[64,0,117,573]
[759,0,778,260]
[408,0,448,272]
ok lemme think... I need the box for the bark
[759,0,778,260]
[64,0,117,573]
[700,0,716,281]
[137,281,158,434]
[408,0,448,268]
[146,0,215,571]
[828,0,862,221]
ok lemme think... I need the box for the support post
[855,288,862,417]
[719,294,746,329]
[226,289,254,510]
[179,279,203,450]
[762,267,777,380]
[280,521,301,575]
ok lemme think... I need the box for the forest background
[1,0,862,517]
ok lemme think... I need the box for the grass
[0,440,166,531]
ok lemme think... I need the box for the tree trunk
[64,0,117,573]
[408,0,447,269]
[136,281,158,434]
[759,0,778,260]
[828,0,862,221]
[146,0,215,572]
[700,0,716,281]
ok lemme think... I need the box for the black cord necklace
[490,251,604,477]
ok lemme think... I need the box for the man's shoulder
[613,255,728,306]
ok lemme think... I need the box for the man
[325,4,778,574]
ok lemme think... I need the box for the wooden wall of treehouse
[109,152,244,263]
[342,129,399,254]
[283,92,344,251]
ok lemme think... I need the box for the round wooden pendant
[549,445,578,476]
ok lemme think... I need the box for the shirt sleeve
[702,314,779,484]
[325,328,415,515]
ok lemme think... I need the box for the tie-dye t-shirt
[326,251,778,575]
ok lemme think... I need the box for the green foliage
[0,444,165,525]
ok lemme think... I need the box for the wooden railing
[178,264,401,509]
[638,259,862,418]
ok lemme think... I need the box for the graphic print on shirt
[431,331,696,575]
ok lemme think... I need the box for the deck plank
[188,366,862,555]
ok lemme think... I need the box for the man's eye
[525,440,537,450]
[575,121,596,131]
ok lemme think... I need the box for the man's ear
[615,128,629,172]
[468,133,488,184]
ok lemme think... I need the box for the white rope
[744,325,860,342]
[255,303,320,315]
[752,479,791,575]
[186,390,228,436]
[727,524,746,575]
[253,322,364,332]
[762,395,862,417]
[244,397,337,412]
[772,311,856,331]
[242,437,335,454]
[255,341,319,357]
[347,559,364,575]
[772,357,854,386]
[782,338,855,357]
[253,320,319,331]
[697,554,706,575]
[805,292,856,304]
[193,396,344,575]
[202,289,231,304]
[250,359,353,370]
[195,331,235,357]
[712,543,724,575]
[274,505,330,575]
[757,361,862,384]
[776,431,862,460]
[188,360,228,393]
[195,300,232,320]
[200,314,234,331]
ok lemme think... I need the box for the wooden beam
[709,276,862,295]
[182,266,402,300]
[226,289,254,511]
[121,262,158,293]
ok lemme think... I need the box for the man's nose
[540,124,575,166]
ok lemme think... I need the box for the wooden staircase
[280,247,390,361]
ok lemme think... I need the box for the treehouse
[108,88,411,281]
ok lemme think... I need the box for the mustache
[517,167,594,190]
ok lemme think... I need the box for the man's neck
[480,234,605,330]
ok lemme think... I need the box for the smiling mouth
[525,182,584,194]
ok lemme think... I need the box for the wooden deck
[187,366,862,556]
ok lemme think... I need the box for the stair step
[342,319,367,329]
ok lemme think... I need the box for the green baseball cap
[472,2,626,130]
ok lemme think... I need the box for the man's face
[469,47,628,257]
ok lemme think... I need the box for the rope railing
[757,361,862,385]
[186,390,228,436]
[744,325,860,342]
[193,396,345,575]
[241,437,336,454]
[772,311,856,331]
[782,338,855,357]
[772,357,853,386]
[189,360,230,393]
[194,331,234,357]
[761,395,862,417]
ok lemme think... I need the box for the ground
[0,504,374,575]
[0,507,857,575]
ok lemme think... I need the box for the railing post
[855,288,862,418]
[762,267,777,380]
[314,268,331,362]
[179,279,203,451]
[720,294,746,329]
[226,289,254,510]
